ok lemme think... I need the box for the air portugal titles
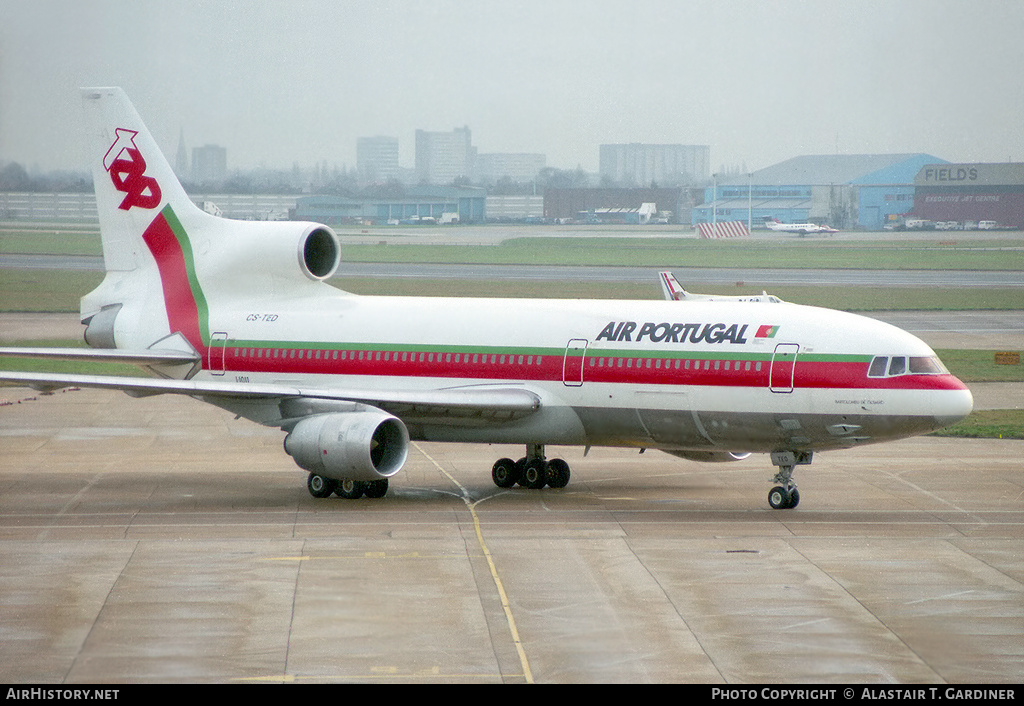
[596,321,771,345]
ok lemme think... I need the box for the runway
[4,253,1023,288]
[1,387,1022,683]
[335,262,1024,289]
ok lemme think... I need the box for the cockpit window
[888,356,907,376]
[869,355,948,378]
[909,356,948,374]
[868,356,888,377]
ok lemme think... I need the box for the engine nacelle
[295,224,342,280]
[284,411,409,482]
[83,303,121,348]
[206,221,341,287]
[663,450,753,463]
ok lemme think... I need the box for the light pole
[748,173,752,233]
[712,173,718,228]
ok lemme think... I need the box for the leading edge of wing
[0,370,541,418]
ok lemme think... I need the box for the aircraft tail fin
[79,88,220,351]
[78,88,344,356]
[658,271,688,301]
[81,88,209,273]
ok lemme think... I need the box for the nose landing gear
[768,450,812,509]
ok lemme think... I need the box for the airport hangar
[292,185,487,225]
[693,153,947,231]
[913,162,1024,229]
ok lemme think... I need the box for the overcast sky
[2,0,1023,176]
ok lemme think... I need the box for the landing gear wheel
[307,473,337,499]
[768,485,789,509]
[768,485,799,509]
[523,458,548,489]
[363,479,389,498]
[546,458,571,489]
[492,458,520,488]
[335,479,365,500]
[514,457,528,486]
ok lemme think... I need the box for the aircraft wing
[0,370,541,426]
[0,346,199,367]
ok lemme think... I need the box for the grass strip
[930,410,1024,440]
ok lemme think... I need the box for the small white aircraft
[0,89,973,509]
[764,217,838,235]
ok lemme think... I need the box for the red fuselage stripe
[142,212,204,349]
[217,346,966,392]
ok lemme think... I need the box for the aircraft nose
[932,384,974,429]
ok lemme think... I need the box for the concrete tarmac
[1,386,1022,684]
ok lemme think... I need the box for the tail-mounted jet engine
[284,411,410,482]
[204,221,342,287]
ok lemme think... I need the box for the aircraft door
[209,332,229,376]
[769,343,799,393]
[562,339,588,387]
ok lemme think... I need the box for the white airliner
[764,217,839,235]
[0,88,973,509]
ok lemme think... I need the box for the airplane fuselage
[766,222,837,234]
[193,292,971,456]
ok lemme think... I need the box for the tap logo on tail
[103,128,162,210]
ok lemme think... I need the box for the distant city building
[175,128,189,181]
[357,136,400,184]
[474,153,546,184]
[599,144,710,186]
[415,126,475,185]
[191,144,227,184]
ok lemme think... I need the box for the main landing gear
[767,450,812,509]
[306,473,389,500]
[491,444,571,490]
